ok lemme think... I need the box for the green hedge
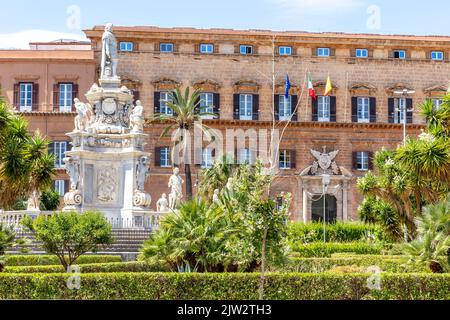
[3,262,168,274]
[0,273,448,300]
[280,256,428,273]
[288,222,384,244]
[290,242,384,257]
[3,255,122,267]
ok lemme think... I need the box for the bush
[290,242,384,257]
[3,261,169,274]
[287,222,384,244]
[3,255,121,267]
[279,256,428,273]
[39,190,61,211]
[0,273,448,300]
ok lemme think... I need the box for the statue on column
[130,100,144,133]
[63,157,82,210]
[156,193,170,213]
[133,156,152,208]
[100,23,119,79]
[168,168,184,209]
[27,190,41,212]
[74,99,93,133]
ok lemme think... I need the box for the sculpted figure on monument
[74,98,93,132]
[64,157,80,191]
[157,193,170,213]
[168,168,184,209]
[212,189,220,204]
[130,100,144,133]
[136,156,150,191]
[101,23,118,79]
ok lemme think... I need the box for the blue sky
[1,0,449,48]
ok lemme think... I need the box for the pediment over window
[423,84,448,97]
[121,75,142,89]
[385,83,414,95]
[313,80,338,96]
[275,83,299,95]
[234,80,260,93]
[152,78,180,91]
[349,83,377,96]
[193,79,221,92]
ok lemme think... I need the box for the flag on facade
[285,74,291,99]
[308,73,317,100]
[324,74,333,96]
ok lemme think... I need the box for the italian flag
[308,73,317,100]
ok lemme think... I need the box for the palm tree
[198,154,235,199]
[148,87,215,201]
[0,100,55,209]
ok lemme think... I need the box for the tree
[148,87,214,201]
[0,100,55,209]
[22,211,113,270]
[40,189,61,211]
[404,199,450,273]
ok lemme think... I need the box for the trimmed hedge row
[280,256,428,273]
[288,222,384,243]
[3,262,169,274]
[290,242,384,257]
[0,273,448,300]
[3,255,122,267]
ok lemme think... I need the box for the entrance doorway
[312,195,337,223]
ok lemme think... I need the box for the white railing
[0,210,164,231]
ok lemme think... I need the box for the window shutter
[32,83,39,111]
[155,147,161,167]
[53,84,59,112]
[312,98,318,121]
[213,93,220,119]
[351,49,356,58]
[330,96,337,122]
[252,94,259,120]
[13,83,20,108]
[195,147,203,167]
[48,142,55,156]
[233,94,240,120]
[290,150,297,169]
[291,95,298,121]
[368,152,374,170]
[352,152,358,170]
[133,90,140,102]
[274,94,280,121]
[351,97,358,122]
[370,97,377,123]
[154,92,161,114]
[388,98,395,123]
[330,48,336,57]
[406,98,413,124]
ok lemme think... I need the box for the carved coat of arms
[304,147,341,176]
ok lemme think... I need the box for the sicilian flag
[308,73,317,100]
[324,74,333,96]
[284,74,291,99]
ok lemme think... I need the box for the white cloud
[0,30,87,49]
[270,0,364,15]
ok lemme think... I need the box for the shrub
[3,261,169,274]
[0,273,448,300]
[39,190,61,211]
[287,222,384,244]
[3,255,121,267]
[290,242,384,258]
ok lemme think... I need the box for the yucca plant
[147,87,215,200]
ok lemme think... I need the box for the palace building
[3,26,450,222]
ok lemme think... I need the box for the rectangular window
[239,94,253,120]
[160,147,171,168]
[160,92,173,115]
[356,152,369,171]
[431,51,444,61]
[200,93,215,119]
[19,83,33,112]
[59,83,73,112]
[393,50,406,59]
[160,43,174,53]
[52,141,67,168]
[240,45,253,55]
[279,46,292,56]
[279,95,292,121]
[200,44,214,54]
[393,98,406,124]
[279,150,291,169]
[119,42,134,52]
[318,96,331,122]
[317,48,330,57]
[357,97,370,123]
[238,148,251,165]
[356,48,368,58]
[54,180,65,197]
[433,98,443,110]
[201,149,214,169]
